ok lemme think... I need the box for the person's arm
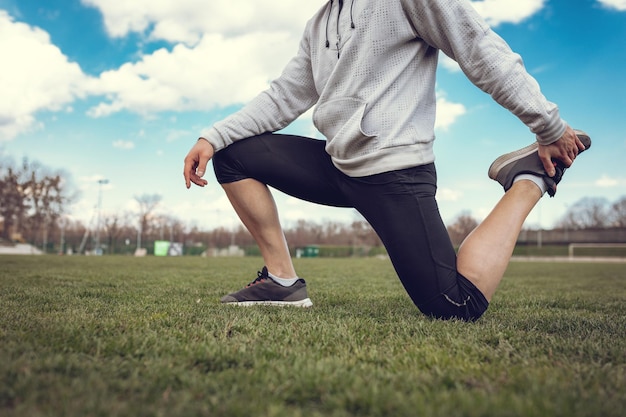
[200,28,319,152]
[184,25,319,188]
[402,0,565,146]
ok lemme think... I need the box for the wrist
[197,137,216,152]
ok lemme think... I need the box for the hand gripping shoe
[488,130,591,197]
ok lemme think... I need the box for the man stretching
[183,0,590,321]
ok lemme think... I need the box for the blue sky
[1,0,625,232]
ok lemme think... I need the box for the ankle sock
[514,174,548,195]
[268,271,299,287]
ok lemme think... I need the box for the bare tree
[25,170,75,249]
[285,219,323,247]
[350,220,381,247]
[447,211,479,247]
[166,216,187,243]
[0,156,77,247]
[134,193,162,249]
[0,161,29,241]
[102,211,135,254]
[557,197,610,229]
[608,196,626,227]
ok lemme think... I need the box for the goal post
[568,243,626,259]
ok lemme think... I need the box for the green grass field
[1,256,624,417]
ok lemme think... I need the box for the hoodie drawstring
[350,0,355,28]
[325,0,355,57]
[325,1,332,48]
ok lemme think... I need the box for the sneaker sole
[487,142,538,180]
[223,298,313,308]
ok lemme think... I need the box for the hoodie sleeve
[201,26,320,152]
[401,0,566,145]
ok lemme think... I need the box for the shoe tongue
[260,266,269,276]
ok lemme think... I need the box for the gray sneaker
[220,267,313,307]
[488,130,591,197]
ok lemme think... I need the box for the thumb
[194,138,215,178]
[538,146,556,177]
[196,156,209,177]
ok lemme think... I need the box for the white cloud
[80,0,324,45]
[470,0,546,26]
[0,2,322,137]
[435,96,467,130]
[437,188,463,202]
[278,198,354,226]
[166,129,192,143]
[86,31,296,117]
[439,54,462,73]
[81,0,551,44]
[597,0,626,11]
[164,193,243,229]
[0,11,89,141]
[596,175,620,188]
[79,1,468,125]
[74,175,114,219]
[113,140,135,150]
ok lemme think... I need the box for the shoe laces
[246,269,270,287]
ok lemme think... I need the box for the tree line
[0,156,77,249]
[446,195,626,247]
[1,155,625,254]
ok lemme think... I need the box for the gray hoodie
[201,0,566,177]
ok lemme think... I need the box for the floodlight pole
[94,179,109,255]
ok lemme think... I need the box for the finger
[183,158,194,189]
[190,174,208,187]
[556,149,574,168]
[567,150,576,162]
[184,156,203,188]
[539,152,556,177]
[195,155,210,178]
[185,165,208,186]
[562,156,574,168]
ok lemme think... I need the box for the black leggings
[213,133,489,321]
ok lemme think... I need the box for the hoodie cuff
[535,117,567,146]
[199,126,227,152]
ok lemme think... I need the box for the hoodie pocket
[313,97,379,159]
